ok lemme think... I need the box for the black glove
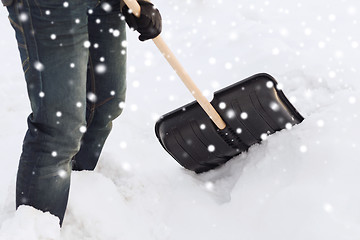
[122,0,162,41]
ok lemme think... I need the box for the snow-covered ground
[1,0,360,239]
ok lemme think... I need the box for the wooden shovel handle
[123,0,226,130]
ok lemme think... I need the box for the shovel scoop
[155,73,304,173]
[123,0,304,173]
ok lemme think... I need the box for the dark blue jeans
[7,0,127,225]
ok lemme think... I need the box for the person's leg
[7,0,97,225]
[72,0,127,171]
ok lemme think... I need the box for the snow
[1,0,360,239]
[0,206,61,240]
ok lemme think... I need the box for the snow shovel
[123,0,304,173]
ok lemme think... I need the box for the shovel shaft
[152,36,227,129]
[123,0,141,17]
[123,0,227,130]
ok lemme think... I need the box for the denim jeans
[6,0,127,225]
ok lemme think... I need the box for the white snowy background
[0,0,360,239]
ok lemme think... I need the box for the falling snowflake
[56,111,62,117]
[299,145,307,153]
[202,89,212,100]
[119,101,126,109]
[95,64,107,74]
[304,28,312,36]
[152,113,160,121]
[318,41,326,48]
[34,61,45,71]
[19,13,28,22]
[277,83,283,90]
[270,102,280,111]
[119,141,127,149]
[101,2,112,12]
[289,96,297,104]
[128,66,136,73]
[122,162,132,171]
[347,6,357,15]
[328,71,336,78]
[323,203,333,213]
[349,96,356,104]
[227,109,235,119]
[113,29,120,37]
[208,145,215,152]
[58,170,67,178]
[351,41,359,48]
[240,112,248,120]
[225,62,233,70]
[76,102,82,108]
[211,81,220,89]
[121,40,128,48]
[266,81,274,88]
[279,28,288,37]
[130,104,138,111]
[204,181,215,191]
[182,152,189,158]
[63,1,69,8]
[87,92,97,102]
[229,32,238,41]
[79,126,87,133]
[132,81,140,88]
[51,151,58,157]
[272,48,280,55]
[168,95,175,101]
[209,57,216,65]
[317,120,325,127]
[219,102,226,109]
[144,59,152,67]
[328,14,336,21]
[83,40,91,48]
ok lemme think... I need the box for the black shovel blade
[155,73,304,173]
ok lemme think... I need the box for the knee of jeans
[29,110,86,148]
[91,97,125,127]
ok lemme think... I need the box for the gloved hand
[122,0,162,41]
